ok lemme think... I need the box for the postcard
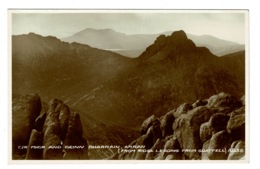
[9,9,248,162]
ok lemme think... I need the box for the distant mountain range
[62,28,245,57]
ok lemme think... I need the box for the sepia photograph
[10,10,248,161]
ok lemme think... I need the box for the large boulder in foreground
[200,113,229,144]
[207,131,232,160]
[207,92,241,109]
[200,122,214,144]
[201,140,210,160]
[146,138,166,160]
[113,92,246,160]
[209,113,229,133]
[26,129,43,159]
[12,94,42,158]
[160,112,175,137]
[173,106,217,159]
[42,99,88,160]
[173,103,193,118]
[35,112,46,132]
[227,107,245,140]
[63,112,88,159]
[141,115,160,135]
[42,99,64,159]
[161,137,182,160]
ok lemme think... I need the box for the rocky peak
[170,30,188,42]
[139,30,198,61]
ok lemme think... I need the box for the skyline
[12,11,247,44]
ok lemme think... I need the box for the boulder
[141,115,160,135]
[43,123,63,159]
[173,106,217,159]
[214,107,234,115]
[192,100,208,108]
[145,138,166,160]
[228,140,245,160]
[209,113,229,133]
[12,94,42,158]
[207,131,232,160]
[200,113,229,144]
[160,112,175,137]
[59,105,70,140]
[132,135,149,160]
[173,103,193,118]
[230,106,245,116]
[43,99,63,159]
[42,99,65,159]
[146,125,162,149]
[200,122,214,143]
[207,92,241,109]
[35,112,46,132]
[128,125,162,160]
[227,107,245,140]
[162,137,182,160]
[201,140,210,160]
[26,129,43,159]
[14,97,89,160]
[63,112,88,159]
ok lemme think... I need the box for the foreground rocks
[13,92,246,160]
[12,95,88,160]
[12,94,42,159]
[113,92,246,160]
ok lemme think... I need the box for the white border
[1,0,260,169]
[8,9,249,164]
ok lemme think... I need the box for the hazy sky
[12,11,247,44]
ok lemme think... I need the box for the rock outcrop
[113,92,246,160]
[160,112,175,137]
[42,98,88,160]
[12,94,42,159]
[63,112,88,159]
[12,95,88,160]
[207,92,241,109]
[227,107,245,140]
[173,106,217,159]
[205,131,232,160]
[26,129,43,159]
[140,115,160,135]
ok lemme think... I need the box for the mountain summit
[139,30,212,62]
[140,30,192,59]
[169,30,189,42]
